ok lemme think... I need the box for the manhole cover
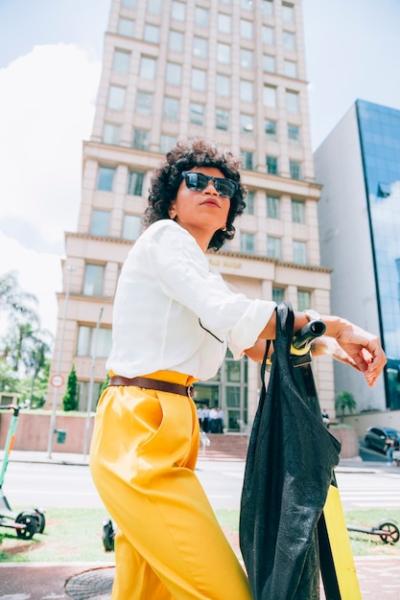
[65,567,114,599]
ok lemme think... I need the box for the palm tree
[335,391,357,423]
[0,271,39,324]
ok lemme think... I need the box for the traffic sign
[50,374,64,388]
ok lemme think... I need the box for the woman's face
[169,166,231,235]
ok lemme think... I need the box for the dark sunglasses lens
[215,179,236,198]
[185,172,208,190]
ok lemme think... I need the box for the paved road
[3,459,400,511]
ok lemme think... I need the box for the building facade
[48,0,334,432]
[315,99,400,417]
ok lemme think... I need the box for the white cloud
[0,44,101,334]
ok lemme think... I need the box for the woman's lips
[200,199,220,207]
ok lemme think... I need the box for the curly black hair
[143,139,246,251]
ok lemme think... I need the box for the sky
[0,0,399,336]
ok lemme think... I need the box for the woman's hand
[314,321,387,388]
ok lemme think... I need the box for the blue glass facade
[356,100,400,409]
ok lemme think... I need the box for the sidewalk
[1,449,399,473]
[0,557,399,599]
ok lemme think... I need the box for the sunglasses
[182,171,238,199]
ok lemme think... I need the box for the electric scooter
[0,404,46,539]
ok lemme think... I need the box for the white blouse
[106,220,276,381]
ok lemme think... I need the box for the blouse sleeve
[149,222,276,359]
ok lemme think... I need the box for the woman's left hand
[313,322,387,387]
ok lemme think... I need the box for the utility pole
[47,264,74,459]
[83,305,104,458]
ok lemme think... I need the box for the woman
[89,139,386,600]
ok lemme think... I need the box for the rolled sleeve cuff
[228,300,276,360]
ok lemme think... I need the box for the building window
[160,134,177,153]
[240,80,253,103]
[194,6,209,28]
[241,0,253,8]
[121,0,136,8]
[291,199,305,223]
[241,232,255,254]
[288,123,300,142]
[90,210,110,236]
[77,326,112,358]
[127,170,144,196]
[283,31,296,52]
[147,0,161,14]
[289,159,302,180]
[297,289,311,311]
[143,23,160,44]
[107,86,125,111]
[240,19,253,39]
[163,96,180,121]
[263,85,277,108]
[135,90,153,115]
[117,18,135,37]
[112,49,131,74]
[282,2,295,24]
[241,151,254,170]
[193,36,208,59]
[265,119,277,138]
[169,30,184,52]
[284,60,297,78]
[216,74,230,96]
[240,48,253,69]
[286,90,299,113]
[166,62,182,86]
[266,236,281,259]
[218,13,231,33]
[171,0,185,21]
[266,155,278,175]
[97,166,115,191]
[189,102,205,125]
[262,0,274,17]
[293,240,307,264]
[83,264,104,296]
[266,194,280,219]
[103,123,121,145]
[217,43,231,64]
[240,113,254,133]
[122,214,142,241]
[263,54,276,72]
[192,68,206,91]
[216,109,229,131]
[262,26,274,45]
[139,56,156,79]
[272,287,285,303]
[244,190,255,215]
[132,128,149,150]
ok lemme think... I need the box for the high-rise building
[315,99,400,417]
[48,0,333,432]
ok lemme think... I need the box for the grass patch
[0,507,399,563]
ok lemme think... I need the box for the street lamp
[47,264,75,459]
[82,305,104,458]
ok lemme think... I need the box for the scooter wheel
[15,512,38,539]
[33,509,46,533]
[378,521,400,544]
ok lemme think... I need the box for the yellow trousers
[89,370,253,600]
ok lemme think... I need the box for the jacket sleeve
[150,223,276,359]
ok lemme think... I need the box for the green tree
[63,365,79,411]
[335,391,357,422]
[0,271,39,325]
[98,372,110,403]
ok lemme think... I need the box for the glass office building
[316,99,400,412]
[356,100,400,408]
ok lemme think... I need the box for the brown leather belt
[109,376,193,398]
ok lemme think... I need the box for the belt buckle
[187,384,194,398]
